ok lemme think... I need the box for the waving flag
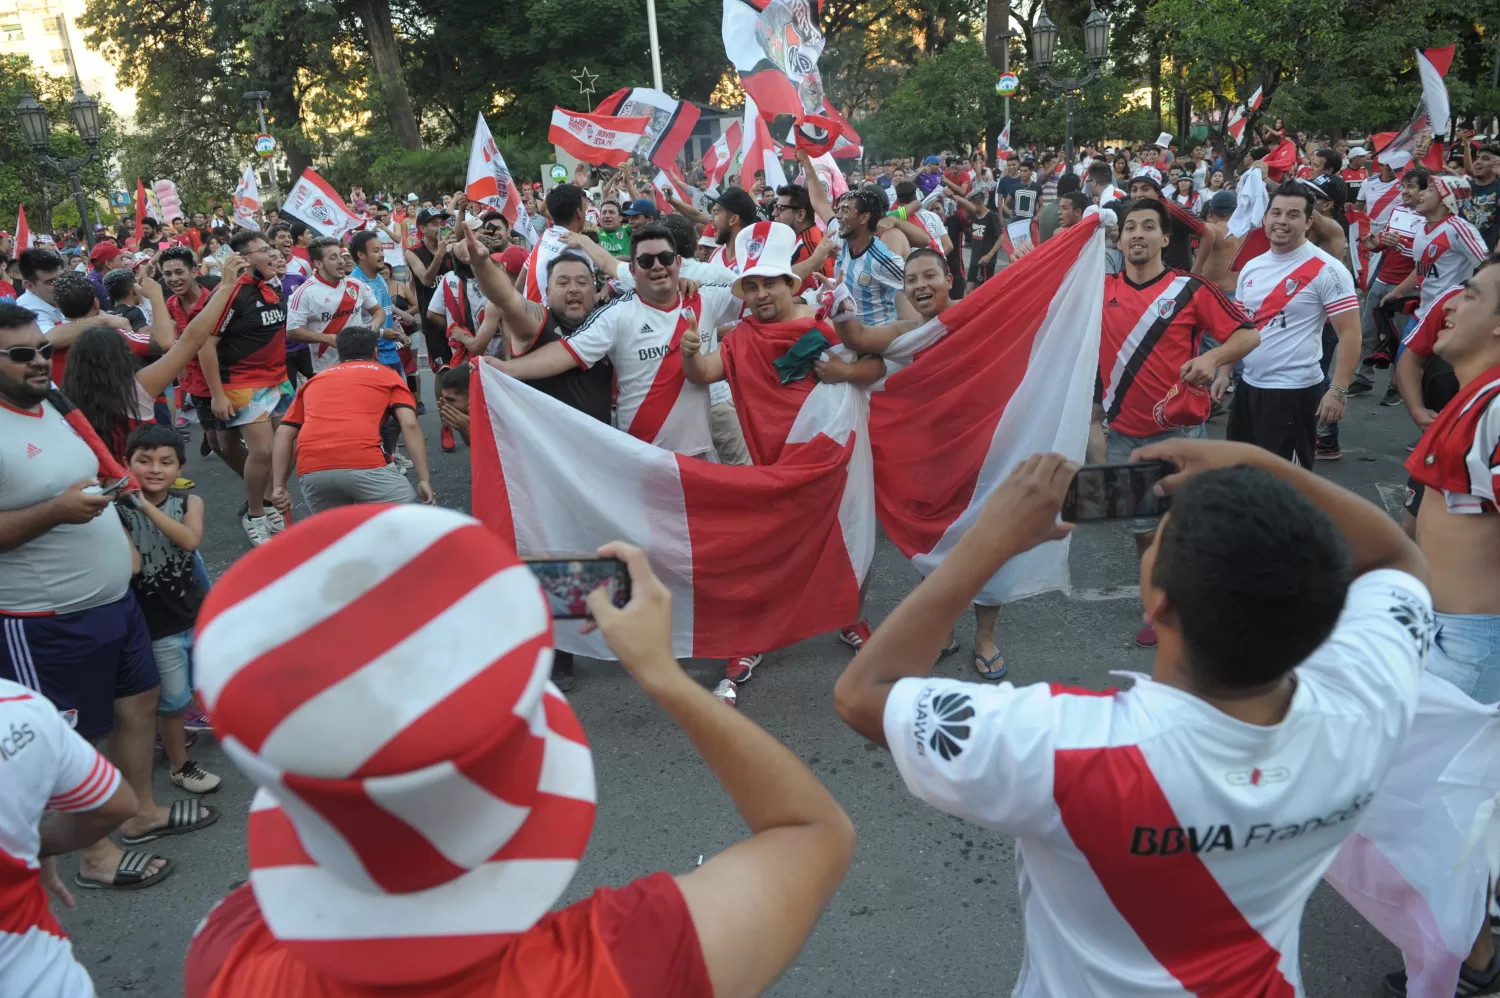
[465,113,530,231]
[470,214,1105,657]
[1227,105,1247,143]
[13,205,32,251]
[281,169,363,240]
[1379,47,1455,169]
[549,108,652,167]
[652,166,693,214]
[135,177,148,240]
[1325,673,1500,998]
[996,121,1012,161]
[1247,85,1264,112]
[737,94,789,190]
[703,122,742,187]
[232,164,261,231]
[809,151,848,200]
[595,88,702,170]
[792,113,847,157]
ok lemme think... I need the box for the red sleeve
[1161,196,1205,235]
[183,885,263,998]
[1193,280,1252,340]
[594,872,710,998]
[282,384,308,427]
[389,371,416,410]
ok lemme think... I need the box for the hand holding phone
[525,557,631,619]
[1061,462,1174,522]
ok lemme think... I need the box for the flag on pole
[469,214,1105,657]
[13,205,32,251]
[281,169,363,240]
[465,113,531,231]
[135,177,148,242]
[809,151,848,200]
[737,94,788,191]
[702,122,742,188]
[1378,47,1455,169]
[997,121,1013,161]
[548,108,652,167]
[1247,85,1264,112]
[594,88,702,170]
[652,166,693,214]
[232,165,261,230]
[1227,106,1247,143]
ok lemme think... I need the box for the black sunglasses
[634,250,677,270]
[2,342,54,364]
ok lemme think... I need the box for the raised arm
[143,256,247,401]
[405,239,449,288]
[483,340,579,380]
[564,231,630,279]
[795,150,836,224]
[462,222,542,335]
[137,274,175,354]
[669,194,710,225]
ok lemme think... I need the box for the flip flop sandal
[74,850,173,891]
[939,640,961,659]
[119,798,219,845]
[973,649,1007,681]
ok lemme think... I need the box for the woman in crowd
[198,239,223,278]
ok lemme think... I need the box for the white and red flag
[469,214,1105,656]
[281,169,363,241]
[1345,208,1372,289]
[548,108,651,167]
[737,94,788,191]
[1227,106,1247,143]
[465,113,531,231]
[13,205,32,251]
[594,88,701,170]
[1247,85,1264,112]
[1324,673,1500,998]
[702,122,742,188]
[1379,47,1455,169]
[809,151,848,200]
[232,164,261,231]
[997,121,1013,161]
[652,166,692,214]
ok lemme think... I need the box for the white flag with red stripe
[1227,106,1247,143]
[232,164,261,230]
[548,108,651,167]
[1325,673,1500,998]
[703,122,742,188]
[13,205,33,250]
[737,94,788,191]
[1380,47,1455,168]
[470,215,1104,655]
[466,113,531,231]
[1247,85,1264,112]
[281,169,363,241]
[1345,209,1372,289]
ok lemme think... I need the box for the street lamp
[15,86,103,250]
[1030,4,1110,170]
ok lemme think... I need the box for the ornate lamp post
[16,86,103,250]
[1031,5,1110,169]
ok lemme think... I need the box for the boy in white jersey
[488,222,740,460]
[286,236,384,372]
[836,441,1430,998]
[1382,168,1489,326]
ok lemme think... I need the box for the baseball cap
[622,198,659,219]
[88,242,124,266]
[498,245,529,277]
[1207,190,1237,216]
[405,192,420,203]
[416,208,451,225]
[1299,177,1332,202]
[1130,165,1164,191]
[923,155,941,166]
[1348,146,1369,158]
[705,187,760,227]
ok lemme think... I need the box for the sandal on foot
[74,850,173,891]
[939,640,961,659]
[973,650,1007,681]
[119,798,219,845]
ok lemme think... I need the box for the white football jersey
[1412,214,1489,324]
[286,276,380,370]
[1237,242,1358,389]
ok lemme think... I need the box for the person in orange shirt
[182,506,855,998]
[269,325,435,514]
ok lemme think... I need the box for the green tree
[862,38,1000,156]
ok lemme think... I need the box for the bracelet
[1328,385,1349,398]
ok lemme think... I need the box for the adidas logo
[1106,297,1121,307]
[25,443,41,459]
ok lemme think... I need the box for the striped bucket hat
[194,504,595,986]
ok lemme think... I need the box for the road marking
[1375,483,1407,521]
[1071,585,1140,602]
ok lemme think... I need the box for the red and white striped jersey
[1407,364,1500,515]
[1237,242,1359,389]
[0,679,121,996]
[286,275,379,338]
[1358,175,1405,229]
[1412,214,1489,324]
[884,570,1431,998]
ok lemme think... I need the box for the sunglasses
[2,342,54,364]
[634,250,677,270]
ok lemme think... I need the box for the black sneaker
[416,401,427,415]
[551,656,575,693]
[1381,386,1404,406]
[1383,954,1500,996]
[1347,381,1374,397]
[200,435,212,457]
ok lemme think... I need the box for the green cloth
[772,329,833,385]
[598,227,630,258]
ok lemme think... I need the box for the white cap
[1348,146,1369,158]
[405,192,420,202]
[731,220,799,297]
[1155,132,1173,149]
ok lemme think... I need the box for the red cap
[1153,381,1212,430]
[498,245,529,277]
[89,241,125,266]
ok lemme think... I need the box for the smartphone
[524,557,631,619]
[1061,461,1173,523]
[82,478,129,498]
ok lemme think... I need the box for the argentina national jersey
[838,235,906,325]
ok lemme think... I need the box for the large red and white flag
[737,95,788,191]
[1379,47,1455,169]
[13,205,32,251]
[703,122,742,188]
[549,108,651,167]
[870,216,1103,603]
[1345,208,1372,289]
[594,88,701,170]
[465,113,531,231]
[1325,673,1500,998]
[470,214,1105,656]
[281,169,363,241]
[232,164,261,231]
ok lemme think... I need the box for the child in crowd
[118,424,221,793]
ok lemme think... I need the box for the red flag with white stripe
[548,108,651,167]
[1345,209,1372,289]
[465,113,531,231]
[594,87,702,170]
[281,169,363,241]
[738,95,788,190]
[703,122,742,188]
[13,205,32,251]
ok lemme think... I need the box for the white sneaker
[170,760,222,794]
[242,513,273,546]
[392,452,414,472]
[263,507,286,533]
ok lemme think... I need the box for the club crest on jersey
[1284,278,1300,296]
[745,237,766,266]
[1225,766,1290,787]
[1156,298,1176,319]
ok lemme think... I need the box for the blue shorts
[1427,612,1500,705]
[0,593,160,737]
[151,631,194,715]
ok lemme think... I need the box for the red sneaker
[840,620,872,649]
[441,426,456,453]
[725,654,762,683]
[1135,624,1158,648]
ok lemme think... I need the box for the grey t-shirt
[0,400,132,613]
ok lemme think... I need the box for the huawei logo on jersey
[1225,766,1290,786]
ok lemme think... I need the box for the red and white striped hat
[194,504,595,986]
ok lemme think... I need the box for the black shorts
[286,348,314,387]
[424,324,453,371]
[191,393,224,431]
[1225,382,1322,468]
[1404,477,1425,517]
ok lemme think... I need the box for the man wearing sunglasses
[483,222,741,461]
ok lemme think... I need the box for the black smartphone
[524,557,631,619]
[1061,461,1174,523]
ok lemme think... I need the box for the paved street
[58,369,1418,997]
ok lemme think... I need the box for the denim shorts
[151,631,194,715]
[1426,612,1500,705]
[1106,422,1205,532]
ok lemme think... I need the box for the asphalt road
[57,370,1419,997]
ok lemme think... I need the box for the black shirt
[213,276,287,387]
[412,244,453,341]
[524,310,614,423]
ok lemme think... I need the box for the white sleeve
[883,677,1058,836]
[564,299,620,367]
[1296,569,1432,723]
[41,703,122,812]
[429,276,451,320]
[31,307,57,335]
[286,286,313,332]
[1465,394,1500,503]
[699,285,744,329]
[1317,258,1359,317]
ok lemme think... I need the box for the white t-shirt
[561,286,740,459]
[374,224,405,270]
[884,569,1431,998]
[914,208,947,248]
[1358,175,1405,228]
[607,259,742,408]
[429,272,488,332]
[1237,242,1359,389]
[286,276,380,371]
[15,291,62,335]
[285,252,311,280]
[0,678,122,997]
[523,225,581,306]
[1412,214,1489,324]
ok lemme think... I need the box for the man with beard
[1125,167,1205,272]
[678,221,884,700]
[425,232,499,448]
[463,224,619,693]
